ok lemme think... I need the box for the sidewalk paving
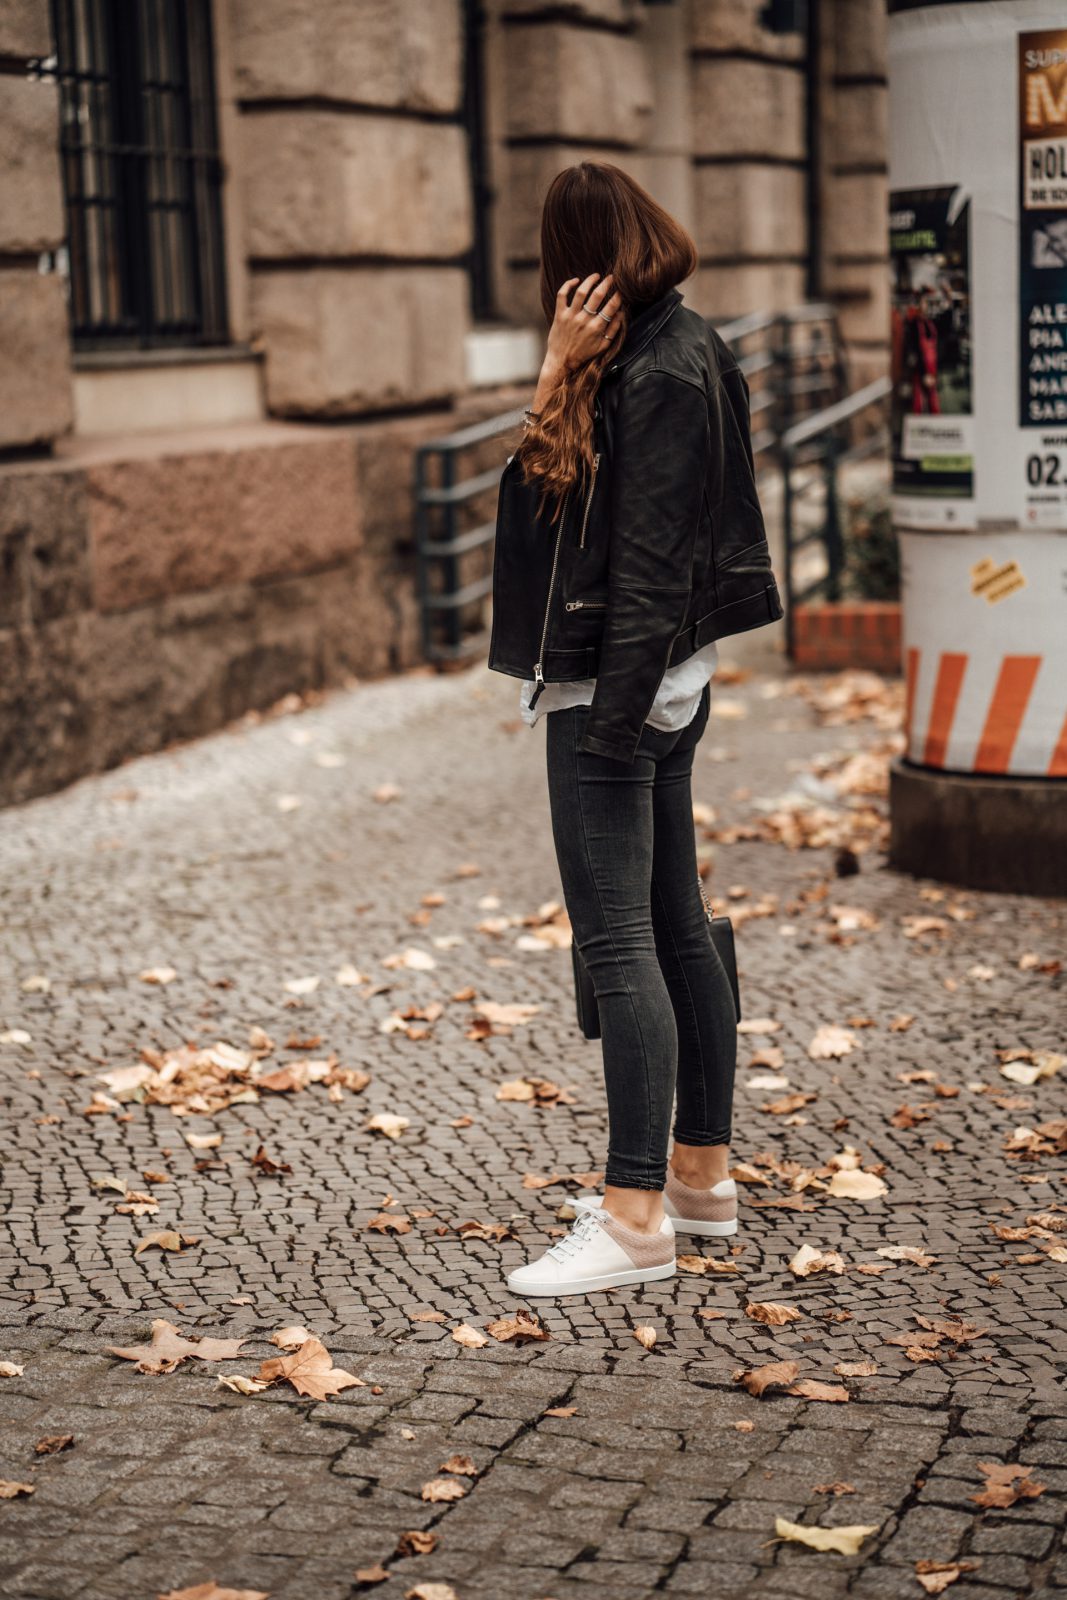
[0,658,1064,1600]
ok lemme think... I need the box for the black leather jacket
[486,286,783,763]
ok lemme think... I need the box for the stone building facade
[0,0,888,805]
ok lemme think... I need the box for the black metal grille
[48,0,228,349]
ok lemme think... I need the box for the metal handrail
[780,374,892,658]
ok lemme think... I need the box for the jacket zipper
[529,493,570,709]
[564,599,606,611]
[577,454,601,549]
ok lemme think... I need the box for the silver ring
[596,308,613,323]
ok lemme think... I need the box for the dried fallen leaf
[403,1585,460,1600]
[256,1337,364,1401]
[365,1112,410,1140]
[395,1530,438,1557]
[216,1374,270,1395]
[439,1454,478,1477]
[828,1169,888,1201]
[158,1586,269,1600]
[109,1320,246,1375]
[139,966,178,985]
[788,1379,850,1403]
[971,1461,1046,1508]
[745,1302,802,1327]
[451,1324,489,1349]
[733,1359,800,1397]
[733,1419,755,1432]
[420,1476,467,1503]
[543,1406,578,1418]
[133,1230,200,1257]
[486,1311,549,1345]
[633,1325,658,1350]
[774,1516,879,1555]
[808,1024,856,1060]
[789,1244,846,1278]
[269,1326,312,1351]
[34,1434,74,1455]
[354,1566,390,1586]
[915,1560,980,1594]
[814,1482,856,1496]
[834,1360,878,1377]
[0,1362,24,1377]
[0,1481,34,1499]
[876,1244,937,1269]
[367,1213,412,1235]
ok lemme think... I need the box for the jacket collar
[608,286,683,376]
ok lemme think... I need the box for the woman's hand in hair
[543,273,622,377]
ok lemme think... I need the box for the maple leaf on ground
[677,1254,740,1275]
[396,1531,438,1557]
[256,1337,364,1400]
[216,1375,269,1395]
[971,1461,1046,1508]
[774,1517,880,1555]
[420,1476,467,1503]
[365,1112,410,1140]
[633,1325,657,1350]
[915,1560,980,1595]
[133,1231,200,1257]
[808,1024,857,1060]
[814,1482,856,1495]
[158,1587,268,1600]
[451,1324,489,1349]
[109,1320,246,1375]
[250,1145,292,1176]
[876,1244,937,1269]
[354,1565,389,1585]
[0,1362,24,1377]
[486,1311,549,1344]
[367,1213,412,1235]
[745,1302,802,1326]
[0,1481,35,1498]
[495,1076,575,1107]
[409,1310,447,1324]
[789,1244,846,1278]
[543,1405,578,1418]
[404,1584,460,1600]
[835,1360,878,1377]
[788,1379,850,1403]
[35,1434,74,1454]
[733,1359,800,1397]
[268,1326,312,1350]
[827,1169,888,1200]
[439,1454,478,1476]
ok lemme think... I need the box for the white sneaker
[573,1173,738,1238]
[506,1208,676,1299]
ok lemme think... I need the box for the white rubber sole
[572,1195,738,1239]
[506,1260,676,1299]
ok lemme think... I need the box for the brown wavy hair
[515,161,698,521]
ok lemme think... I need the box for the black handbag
[570,880,741,1041]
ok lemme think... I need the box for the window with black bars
[48,0,228,350]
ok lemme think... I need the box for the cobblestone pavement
[0,658,1064,1600]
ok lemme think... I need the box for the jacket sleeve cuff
[576,728,641,763]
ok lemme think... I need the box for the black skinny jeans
[546,682,738,1190]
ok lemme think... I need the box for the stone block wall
[228,0,473,417]
[0,0,893,806]
[0,0,73,449]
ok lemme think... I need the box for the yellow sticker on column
[970,556,1027,603]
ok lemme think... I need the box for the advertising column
[888,1,1067,895]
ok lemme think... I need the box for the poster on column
[1019,29,1067,527]
[889,187,975,529]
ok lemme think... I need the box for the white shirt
[520,638,719,732]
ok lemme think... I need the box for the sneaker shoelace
[545,1210,602,1262]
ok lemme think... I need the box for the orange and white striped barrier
[901,531,1067,776]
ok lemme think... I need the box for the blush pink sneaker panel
[665,1172,737,1224]
[593,1210,675,1269]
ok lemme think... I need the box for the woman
[487,163,783,1297]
